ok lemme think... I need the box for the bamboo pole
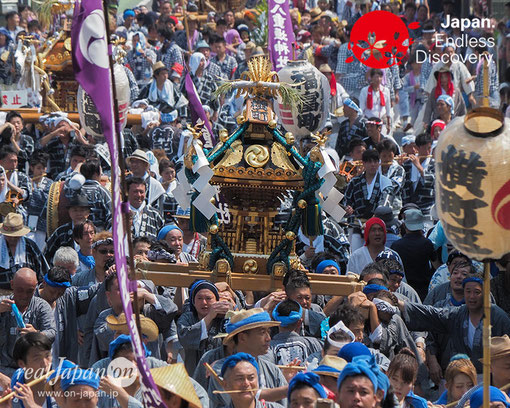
[482,53,489,108]
[483,261,491,408]
[0,370,54,404]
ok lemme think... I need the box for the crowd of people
[0,0,509,407]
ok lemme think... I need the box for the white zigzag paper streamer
[316,147,346,223]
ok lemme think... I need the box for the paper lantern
[435,109,510,261]
[77,63,130,137]
[274,60,330,138]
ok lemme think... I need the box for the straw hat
[434,66,454,80]
[153,61,169,73]
[312,356,347,377]
[310,7,324,22]
[126,149,150,166]
[489,335,510,360]
[223,308,280,344]
[106,313,159,342]
[0,213,30,237]
[319,64,332,74]
[150,364,202,408]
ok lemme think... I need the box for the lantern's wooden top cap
[464,107,504,138]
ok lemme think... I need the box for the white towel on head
[141,111,160,129]
[148,80,175,107]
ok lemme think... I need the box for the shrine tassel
[191,204,210,233]
[302,201,323,237]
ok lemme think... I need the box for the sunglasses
[97,248,115,255]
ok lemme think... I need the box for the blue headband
[157,225,183,241]
[108,334,151,359]
[221,352,259,377]
[353,355,390,398]
[437,95,454,114]
[462,277,483,287]
[450,353,470,362]
[190,280,219,304]
[338,342,371,362]
[272,302,302,327]
[124,9,135,18]
[43,274,71,288]
[312,365,342,376]
[47,360,78,383]
[289,372,327,400]
[337,360,378,392]
[316,260,340,275]
[471,386,509,408]
[60,369,100,391]
[343,98,362,114]
[226,311,273,334]
[389,269,405,277]
[11,368,24,388]
[362,284,388,295]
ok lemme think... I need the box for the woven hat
[489,335,510,360]
[223,308,280,344]
[310,7,324,22]
[319,64,332,74]
[0,213,30,237]
[312,356,347,377]
[150,364,202,408]
[126,149,150,166]
[153,61,169,74]
[106,313,159,342]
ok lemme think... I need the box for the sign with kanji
[247,98,273,124]
[1,90,27,109]
[267,0,295,71]
[435,117,510,261]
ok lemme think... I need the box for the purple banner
[184,71,215,148]
[71,2,165,407]
[268,0,296,70]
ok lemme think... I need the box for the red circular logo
[347,11,415,68]
[492,179,510,230]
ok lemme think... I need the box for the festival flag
[268,0,296,70]
[71,2,166,407]
[184,70,215,148]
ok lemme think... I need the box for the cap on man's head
[195,40,210,50]
[404,208,424,231]
[374,206,398,229]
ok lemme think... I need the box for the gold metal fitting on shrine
[297,199,307,209]
[285,132,295,145]
[268,119,277,129]
[236,115,247,124]
[219,129,229,142]
[209,224,219,234]
[243,259,258,273]
[285,231,296,240]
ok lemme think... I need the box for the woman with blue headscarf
[176,278,232,374]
